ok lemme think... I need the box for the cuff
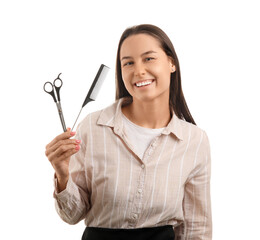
[53,174,77,202]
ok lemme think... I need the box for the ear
[168,57,176,73]
[171,65,176,73]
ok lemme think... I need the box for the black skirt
[82,225,175,240]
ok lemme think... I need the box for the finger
[45,128,70,149]
[57,147,80,161]
[55,143,80,157]
[49,146,80,168]
[49,128,75,147]
[46,138,81,157]
[48,143,80,162]
[46,128,76,149]
[46,128,71,149]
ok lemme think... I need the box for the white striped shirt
[54,97,212,240]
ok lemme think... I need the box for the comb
[72,64,110,131]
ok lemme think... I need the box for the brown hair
[115,24,196,125]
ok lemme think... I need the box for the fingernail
[75,145,80,150]
[76,140,81,143]
[70,131,76,136]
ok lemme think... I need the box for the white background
[0,0,259,239]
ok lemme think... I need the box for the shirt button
[132,214,138,219]
[141,164,145,169]
[138,188,142,193]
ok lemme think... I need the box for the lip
[133,79,155,88]
[133,79,155,85]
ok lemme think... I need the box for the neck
[122,97,172,129]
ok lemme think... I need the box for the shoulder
[76,100,119,133]
[178,119,211,176]
[179,118,210,151]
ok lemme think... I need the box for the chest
[85,133,197,208]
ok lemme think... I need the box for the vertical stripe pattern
[54,97,212,240]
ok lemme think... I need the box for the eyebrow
[121,50,157,61]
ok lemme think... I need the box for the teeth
[135,80,153,87]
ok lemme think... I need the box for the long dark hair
[115,24,196,125]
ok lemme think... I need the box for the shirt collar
[97,97,183,141]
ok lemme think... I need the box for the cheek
[153,69,171,89]
[121,69,132,84]
[150,64,171,81]
[121,69,133,91]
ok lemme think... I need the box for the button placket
[128,137,160,227]
[138,188,142,193]
[145,137,158,158]
[128,164,145,227]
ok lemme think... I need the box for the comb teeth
[88,64,110,101]
[72,64,110,131]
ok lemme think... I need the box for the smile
[135,79,154,87]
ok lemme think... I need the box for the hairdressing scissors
[43,73,67,132]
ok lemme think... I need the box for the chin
[133,95,157,103]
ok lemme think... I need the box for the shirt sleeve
[53,123,90,225]
[178,130,212,240]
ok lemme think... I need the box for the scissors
[43,73,67,132]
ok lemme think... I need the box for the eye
[123,61,134,66]
[145,57,154,62]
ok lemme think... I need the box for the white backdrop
[0,0,259,239]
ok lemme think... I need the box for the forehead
[120,33,163,57]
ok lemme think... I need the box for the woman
[45,24,212,240]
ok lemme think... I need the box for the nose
[134,61,146,77]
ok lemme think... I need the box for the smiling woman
[45,24,212,240]
[119,33,176,128]
[115,24,196,127]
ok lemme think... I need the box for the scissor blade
[56,102,67,132]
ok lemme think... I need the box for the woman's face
[120,33,175,103]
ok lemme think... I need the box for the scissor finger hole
[44,82,53,93]
[54,78,62,88]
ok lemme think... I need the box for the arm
[180,131,212,240]
[46,126,90,225]
[53,125,90,225]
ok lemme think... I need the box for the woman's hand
[45,128,81,192]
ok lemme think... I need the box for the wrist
[55,173,69,193]
[55,171,69,181]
